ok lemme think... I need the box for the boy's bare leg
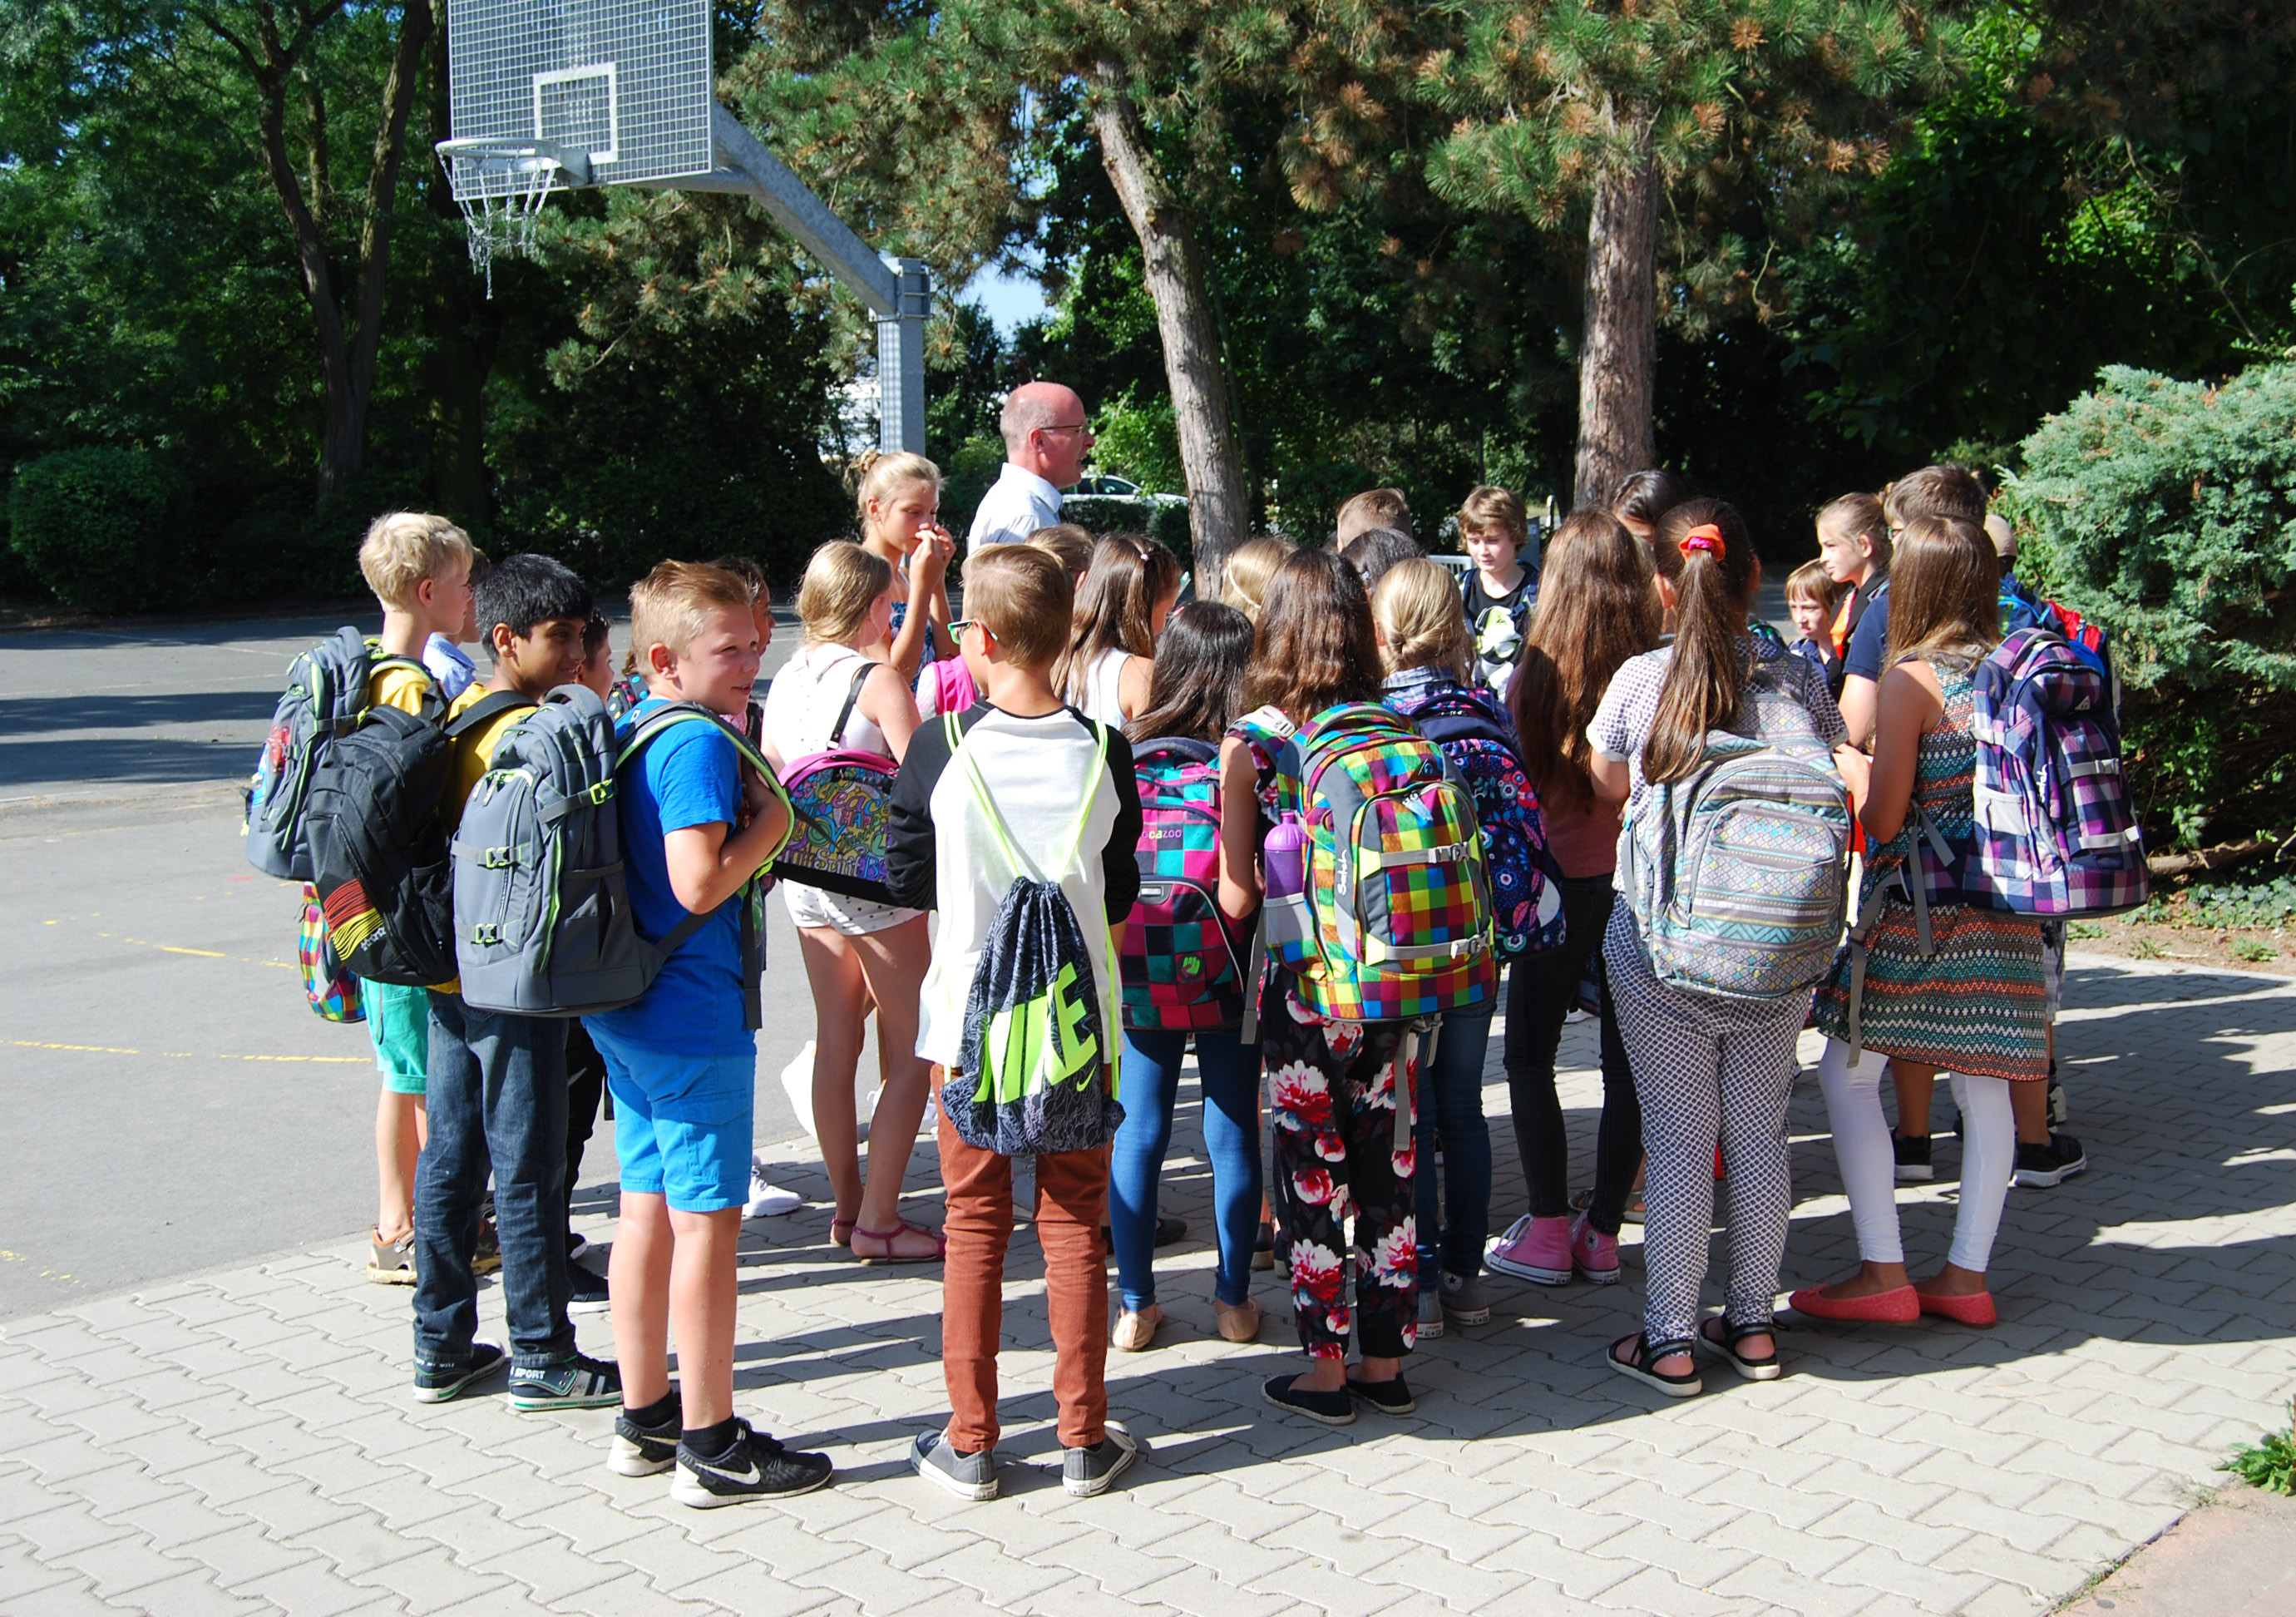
[375,1090,427,1242]
[611,1191,676,1408]
[667,1206,743,1429]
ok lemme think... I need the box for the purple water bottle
[1263,811,1312,953]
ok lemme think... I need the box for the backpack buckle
[585,780,614,805]
[471,924,501,946]
[481,846,514,869]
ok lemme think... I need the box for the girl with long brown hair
[1220,549,1434,1425]
[1794,516,2047,1331]
[1488,512,1661,1293]
[1588,499,1847,1397]
[1059,533,1183,725]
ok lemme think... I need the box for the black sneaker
[672,1420,834,1508]
[910,1430,998,1501]
[412,1341,507,1404]
[610,1402,680,1476]
[1262,1374,1355,1427]
[567,1229,590,1263]
[567,1263,610,1316]
[1346,1374,1416,1416]
[1063,1424,1139,1497]
[1893,1133,1933,1183]
[508,1352,622,1412]
[2014,1133,2087,1189]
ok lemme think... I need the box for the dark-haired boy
[412,553,623,1410]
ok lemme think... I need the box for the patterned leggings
[1262,979,1417,1360]
[1604,907,1806,1348]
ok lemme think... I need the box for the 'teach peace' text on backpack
[1963,626,2148,917]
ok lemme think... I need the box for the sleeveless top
[758,644,889,761]
[1074,648,1131,727]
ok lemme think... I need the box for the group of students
[323,446,2094,1510]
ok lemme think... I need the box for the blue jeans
[1111,1026,1262,1310]
[415,992,573,1372]
[1413,1004,1494,1281]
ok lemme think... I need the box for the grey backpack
[244,626,432,880]
[1617,670,1852,1001]
[452,688,783,1021]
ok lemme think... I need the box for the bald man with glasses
[965,383,1095,558]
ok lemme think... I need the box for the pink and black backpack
[1118,737,1249,1031]
[1964,626,2148,917]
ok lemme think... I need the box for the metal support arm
[679,106,928,453]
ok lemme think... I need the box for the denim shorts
[363,978,432,1095]
[587,1027,754,1213]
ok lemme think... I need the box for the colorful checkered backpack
[1381,678,1567,962]
[1246,702,1497,1024]
[1963,626,2148,916]
[297,883,363,1022]
[1118,738,1247,1031]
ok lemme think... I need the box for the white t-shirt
[757,643,918,936]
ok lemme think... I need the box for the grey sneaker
[910,1430,998,1501]
[1439,1271,1489,1327]
[1416,1287,1446,1340]
[507,1352,621,1411]
[1063,1424,1138,1498]
[412,1342,506,1403]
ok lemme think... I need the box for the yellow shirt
[442,685,536,836]
[366,661,433,717]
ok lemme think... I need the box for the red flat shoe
[1788,1283,1919,1323]
[1917,1287,1997,1328]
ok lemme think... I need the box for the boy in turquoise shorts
[589,561,832,1508]
[353,512,478,1286]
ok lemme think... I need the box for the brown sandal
[852,1219,946,1264]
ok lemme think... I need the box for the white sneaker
[745,1158,801,1219]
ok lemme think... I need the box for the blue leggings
[1111,1026,1263,1310]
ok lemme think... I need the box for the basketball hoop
[434,138,585,296]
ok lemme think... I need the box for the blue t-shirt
[1844,579,1891,682]
[585,700,753,1061]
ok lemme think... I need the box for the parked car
[1067,473,1187,508]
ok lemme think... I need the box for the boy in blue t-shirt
[585,561,832,1509]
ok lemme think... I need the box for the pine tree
[1423,0,1957,504]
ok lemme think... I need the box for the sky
[960,259,1049,335]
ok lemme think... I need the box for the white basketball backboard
[442,0,713,198]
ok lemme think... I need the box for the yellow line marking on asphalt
[92,929,295,971]
[4,1040,363,1065]
[0,1249,82,1288]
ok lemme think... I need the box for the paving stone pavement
[3,952,2293,1616]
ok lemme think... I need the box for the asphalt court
[0,609,827,1318]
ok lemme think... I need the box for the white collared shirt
[965,461,1064,556]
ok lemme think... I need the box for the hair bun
[851,448,883,479]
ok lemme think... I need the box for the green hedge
[7,448,190,614]
[2004,363,2296,848]
[1059,495,1192,566]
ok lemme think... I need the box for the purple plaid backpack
[1964,627,2149,917]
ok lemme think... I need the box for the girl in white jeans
[1798,511,2049,1329]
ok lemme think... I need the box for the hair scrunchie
[1679,523,1726,560]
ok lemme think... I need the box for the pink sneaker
[1484,1214,1573,1285]
[1571,1214,1621,1284]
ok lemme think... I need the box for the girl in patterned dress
[1220,550,1422,1426]
[1796,516,2047,1331]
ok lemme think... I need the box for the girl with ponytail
[1584,499,1848,1397]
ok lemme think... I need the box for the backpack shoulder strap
[945,710,1111,881]
[443,690,536,739]
[829,660,876,746]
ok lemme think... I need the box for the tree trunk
[1573,110,1660,509]
[1090,68,1250,583]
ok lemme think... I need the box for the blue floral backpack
[1383,676,1567,961]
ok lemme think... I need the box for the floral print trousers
[1262,981,1420,1360]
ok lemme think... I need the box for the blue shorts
[587,1026,754,1213]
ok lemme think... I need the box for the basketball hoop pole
[687,107,929,456]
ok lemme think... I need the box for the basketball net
[435,141,565,298]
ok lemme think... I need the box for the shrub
[1059,495,1192,564]
[7,448,189,614]
[2002,363,2296,848]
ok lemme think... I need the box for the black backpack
[308,691,533,988]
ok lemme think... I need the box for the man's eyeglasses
[1039,422,1092,435]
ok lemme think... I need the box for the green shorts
[363,978,432,1095]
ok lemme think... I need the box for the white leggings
[1816,1040,2015,1273]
